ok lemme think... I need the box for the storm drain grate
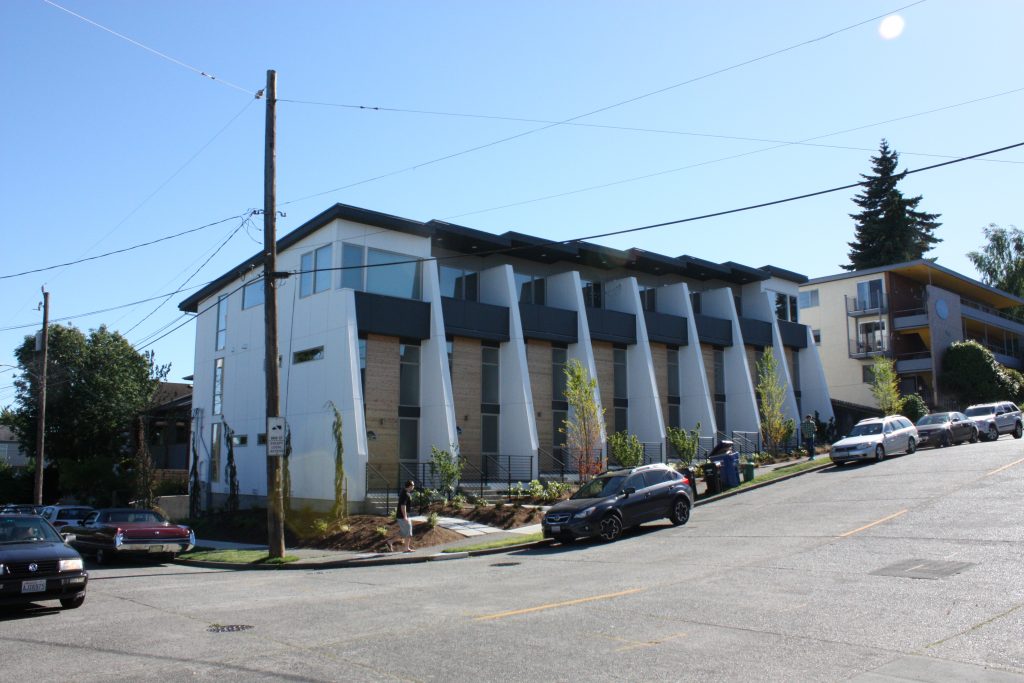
[490,562,521,568]
[870,559,975,580]
[207,624,254,633]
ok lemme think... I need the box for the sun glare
[879,15,905,40]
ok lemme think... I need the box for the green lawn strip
[178,548,299,564]
[442,531,544,553]
[731,457,833,492]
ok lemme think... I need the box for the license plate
[550,525,560,534]
[148,545,167,553]
[21,580,46,593]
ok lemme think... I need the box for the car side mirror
[61,532,76,543]
[623,487,636,497]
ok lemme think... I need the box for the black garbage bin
[703,460,722,497]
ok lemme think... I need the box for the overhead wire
[41,0,257,96]
[279,0,930,208]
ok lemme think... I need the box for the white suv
[964,402,1023,442]
[830,415,918,464]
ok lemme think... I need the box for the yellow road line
[985,457,1024,477]
[838,509,908,538]
[474,588,645,621]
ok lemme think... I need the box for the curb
[175,463,832,570]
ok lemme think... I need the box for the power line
[122,217,250,336]
[280,85,1024,166]
[280,0,930,207]
[0,213,248,280]
[42,0,257,96]
[444,92,1024,220]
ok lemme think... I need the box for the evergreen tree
[843,139,942,271]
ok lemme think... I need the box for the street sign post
[267,417,286,457]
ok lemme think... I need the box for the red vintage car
[63,508,195,564]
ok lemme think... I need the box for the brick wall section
[702,344,717,396]
[786,347,798,390]
[365,334,400,482]
[450,337,482,470]
[747,345,761,389]
[592,341,615,434]
[526,340,554,455]
[651,342,669,424]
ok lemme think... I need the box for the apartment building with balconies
[179,204,832,512]
[799,260,1024,419]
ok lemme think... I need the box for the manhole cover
[207,624,254,633]
[490,562,521,568]
[871,559,975,580]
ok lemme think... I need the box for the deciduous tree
[756,348,794,455]
[869,356,904,415]
[560,359,605,481]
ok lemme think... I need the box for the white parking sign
[267,417,286,456]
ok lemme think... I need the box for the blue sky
[1,0,1022,405]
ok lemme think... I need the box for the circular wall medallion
[935,299,949,320]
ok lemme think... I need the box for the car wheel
[95,548,110,565]
[875,445,885,462]
[598,514,622,542]
[988,424,999,442]
[906,438,916,454]
[669,498,691,526]
[1014,422,1023,439]
[970,428,979,443]
[60,595,85,610]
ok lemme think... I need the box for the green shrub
[666,423,701,467]
[495,500,505,510]
[375,526,389,538]
[430,445,463,500]
[426,512,439,529]
[528,480,545,500]
[508,482,525,499]
[607,431,645,468]
[312,518,330,535]
[451,493,466,508]
[901,393,928,422]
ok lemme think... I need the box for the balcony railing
[960,298,1024,326]
[846,293,888,317]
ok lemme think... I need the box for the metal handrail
[364,462,396,514]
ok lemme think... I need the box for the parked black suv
[542,464,694,543]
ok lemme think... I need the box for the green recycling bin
[742,461,755,483]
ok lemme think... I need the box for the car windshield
[0,516,62,544]
[965,407,993,417]
[101,510,166,524]
[571,474,628,499]
[917,414,950,426]
[848,423,883,436]
[57,508,92,519]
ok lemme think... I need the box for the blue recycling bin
[711,453,740,489]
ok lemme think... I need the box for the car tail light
[114,529,124,547]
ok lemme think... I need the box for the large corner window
[300,244,333,298]
[856,279,884,311]
[774,291,799,322]
[440,266,479,301]
[516,273,546,305]
[242,280,265,309]
[212,358,225,415]
[215,295,228,351]
[340,243,422,300]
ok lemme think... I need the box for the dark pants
[804,437,815,458]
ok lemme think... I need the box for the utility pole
[34,288,49,505]
[263,69,286,558]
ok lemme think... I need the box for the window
[614,407,628,433]
[791,353,801,391]
[215,295,228,350]
[446,340,453,378]
[789,296,798,323]
[212,358,224,415]
[399,344,420,407]
[210,423,222,483]
[482,414,499,456]
[516,273,546,305]
[440,266,479,301]
[856,279,884,310]
[713,349,725,394]
[690,291,702,314]
[857,320,886,353]
[257,434,267,445]
[231,434,248,447]
[482,344,500,405]
[613,348,627,400]
[399,418,418,460]
[293,346,324,364]
[715,400,726,434]
[773,292,798,322]
[552,347,568,401]
[242,280,265,309]
[367,248,421,299]
[667,348,680,398]
[799,289,819,309]
[812,329,821,344]
[340,243,364,290]
[581,280,603,309]
[300,244,333,297]
[639,287,657,312]
[358,338,367,396]
[552,409,567,450]
[862,365,875,384]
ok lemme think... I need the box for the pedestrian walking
[801,414,816,460]
[397,479,416,552]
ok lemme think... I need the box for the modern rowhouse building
[799,260,1024,427]
[180,204,832,512]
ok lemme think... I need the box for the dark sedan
[0,514,87,609]
[915,412,978,448]
[64,508,195,564]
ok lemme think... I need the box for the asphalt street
[4,437,1024,682]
